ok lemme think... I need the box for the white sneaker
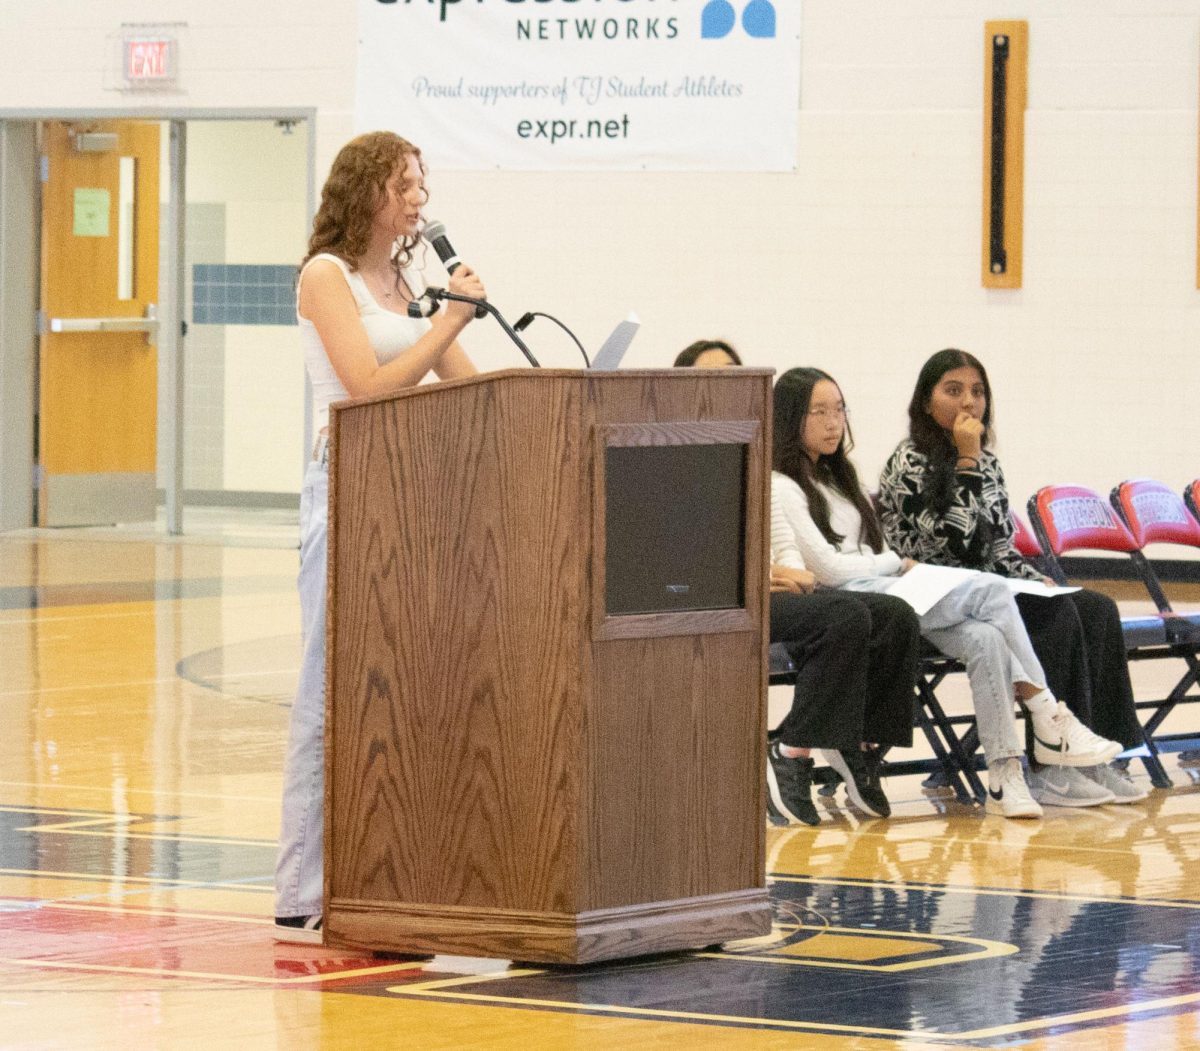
[985,758,1043,819]
[274,914,323,944]
[1031,702,1123,767]
[1080,763,1148,803]
[1028,765,1115,807]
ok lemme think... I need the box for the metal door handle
[48,303,158,342]
[49,317,160,333]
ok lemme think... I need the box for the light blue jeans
[844,573,1046,764]
[274,459,328,918]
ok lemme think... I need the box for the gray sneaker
[1080,763,1148,803]
[1028,765,1115,807]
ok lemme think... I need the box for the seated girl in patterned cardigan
[876,349,1146,806]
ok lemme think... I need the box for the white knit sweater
[770,471,903,586]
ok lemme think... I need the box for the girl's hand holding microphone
[445,264,486,325]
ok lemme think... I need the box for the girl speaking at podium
[274,131,484,942]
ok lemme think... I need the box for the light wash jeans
[844,573,1046,765]
[274,459,328,918]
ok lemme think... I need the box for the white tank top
[297,252,433,432]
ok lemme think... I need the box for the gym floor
[2,518,1198,1049]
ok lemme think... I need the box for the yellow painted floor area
[2,520,1199,1049]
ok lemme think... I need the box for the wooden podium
[323,368,773,964]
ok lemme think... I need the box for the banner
[356,0,800,171]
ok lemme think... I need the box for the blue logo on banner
[701,0,736,38]
[742,0,776,38]
[702,0,775,39]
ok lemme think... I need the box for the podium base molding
[324,887,772,965]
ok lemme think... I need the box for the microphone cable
[513,312,590,368]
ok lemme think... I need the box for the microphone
[422,219,462,273]
[419,222,542,369]
[423,219,486,318]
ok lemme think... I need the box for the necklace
[371,269,400,300]
[364,260,410,305]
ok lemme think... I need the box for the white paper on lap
[884,564,979,615]
[1004,578,1080,599]
[883,563,1081,615]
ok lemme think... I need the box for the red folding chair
[1110,479,1200,629]
[1028,483,1196,787]
[1185,479,1200,527]
[1111,479,1200,765]
[1011,509,1043,560]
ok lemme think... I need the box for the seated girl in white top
[276,131,484,943]
[769,367,1121,820]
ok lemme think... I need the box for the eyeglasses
[807,406,848,421]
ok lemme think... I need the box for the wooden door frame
[0,107,315,534]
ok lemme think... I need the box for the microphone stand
[423,287,541,368]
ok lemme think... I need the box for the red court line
[0,901,427,986]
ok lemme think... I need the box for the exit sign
[124,38,176,84]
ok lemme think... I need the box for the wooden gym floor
[2,518,1199,1049]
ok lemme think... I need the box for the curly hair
[773,367,884,553]
[302,131,427,276]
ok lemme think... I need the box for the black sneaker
[274,914,323,944]
[820,748,891,818]
[765,798,789,827]
[861,748,892,816]
[767,742,819,826]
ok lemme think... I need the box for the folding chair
[1011,509,1044,560]
[1111,479,1200,768]
[767,641,984,804]
[907,644,986,803]
[1110,479,1200,632]
[1027,483,1195,788]
[1185,479,1200,527]
[768,643,798,687]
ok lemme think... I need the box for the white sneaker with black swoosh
[1031,702,1122,767]
[985,757,1043,819]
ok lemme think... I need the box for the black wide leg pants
[1016,587,1144,750]
[769,589,919,750]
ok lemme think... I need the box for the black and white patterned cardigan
[876,439,1042,581]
